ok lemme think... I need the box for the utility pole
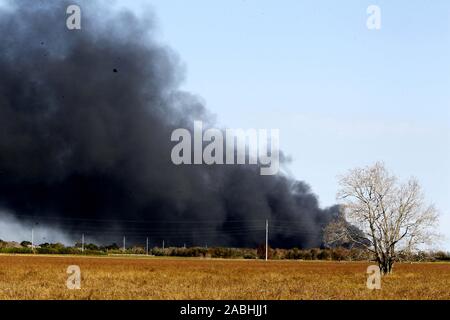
[81,233,85,253]
[162,240,165,250]
[123,236,126,252]
[265,219,269,261]
[31,228,34,251]
[146,237,149,255]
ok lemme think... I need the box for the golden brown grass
[0,254,449,300]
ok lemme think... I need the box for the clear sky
[121,0,450,249]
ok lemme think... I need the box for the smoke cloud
[0,0,338,248]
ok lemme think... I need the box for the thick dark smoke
[0,0,338,248]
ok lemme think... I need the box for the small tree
[20,241,32,247]
[335,162,438,274]
[256,244,273,260]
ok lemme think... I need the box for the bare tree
[334,162,438,274]
[323,211,368,249]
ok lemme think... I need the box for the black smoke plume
[0,0,338,248]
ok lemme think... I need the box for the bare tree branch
[334,162,439,275]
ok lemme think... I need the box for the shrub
[433,251,450,261]
[85,243,99,251]
[210,247,241,259]
[20,241,32,247]
[256,244,274,259]
[285,248,300,260]
[318,249,331,260]
[0,247,33,254]
[331,247,348,261]
[151,248,165,256]
[243,252,257,259]
[310,248,320,260]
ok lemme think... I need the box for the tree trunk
[379,257,394,275]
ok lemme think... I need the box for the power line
[15,214,324,248]
[11,214,271,224]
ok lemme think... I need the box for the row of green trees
[1,239,449,262]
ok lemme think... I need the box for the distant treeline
[0,240,449,262]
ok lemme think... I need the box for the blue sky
[122,0,450,248]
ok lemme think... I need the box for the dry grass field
[0,254,449,300]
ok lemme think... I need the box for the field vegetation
[0,255,449,300]
[1,240,449,262]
